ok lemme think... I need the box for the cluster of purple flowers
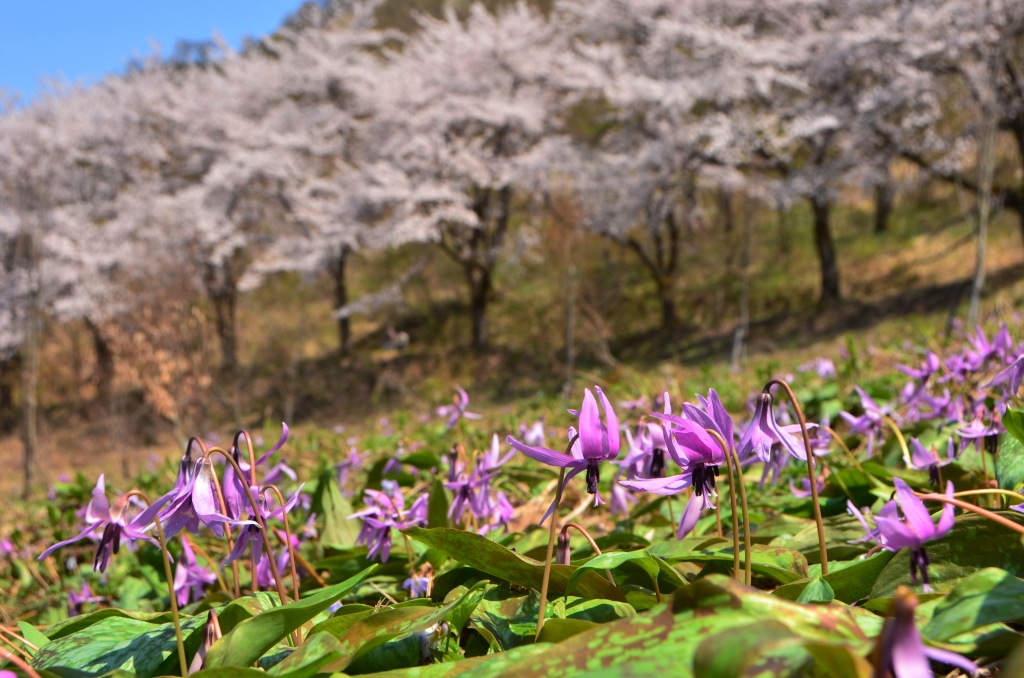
[445,435,515,534]
[351,480,427,562]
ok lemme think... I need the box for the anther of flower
[507,386,620,523]
[38,475,168,573]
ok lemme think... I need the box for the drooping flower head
[874,587,978,677]
[907,437,958,486]
[507,387,620,522]
[738,391,806,462]
[38,475,168,573]
[867,478,955,592]
[438,386,482,430]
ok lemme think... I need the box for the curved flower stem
[1,647,42,678]
[561,522,615,585]
[706,428,752,587]
[720,441,741,581]
[880,415,910,464]
[262,485,302,599]
[952,488,1024,505]
[206,459,242,597]
[536,466,566,641]
[182,534,229,593]
[715,502,723,538]
[125,490,187,677]
[206,448,291,609]
[232,430,259,486]
[262,485,303,646]
[913,492,1024,535]
[536,433,579,641]
[292,550,328,588]
[765,379,827,575]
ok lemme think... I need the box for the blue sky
[0,1,303,101]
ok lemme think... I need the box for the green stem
[721,438,741,581]
[535,446,571,642]
[127,490,187,677]
[706,428,752,587]
[766,379,828,575]
[207,448,291,608]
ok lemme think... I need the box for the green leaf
[319,592,470,673]
[997,432,1024,491]
[44,608,179,640]
[31,614,207,677]
[403,527,625,601]
[217,592,280,634]
[692,620,807,677]
[204,564,376,668]
[311,470,359,548]
[795,576,835,604]
[536,618,596,644]
[773,551,895,603]
[922,568,1024,641]
[264,632,346,678]
[427,477,450,529]
[1001,409,1024,448]
[652,543,809,584]
[17,621,50,650]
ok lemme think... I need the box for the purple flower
[437,386,482,430]
[798,358,836,378]
[174,539,217,606]
[838,387,891,458]
[609,476,638,517]
[876,587,978,677]
[222,485,302,567]
[518,419,547,448]
[159,458,238,540]
[507,387,621,522]
[68,581,104,615]
[350,481,427,562]
[738,391,806,462]
[873,478,955,592]
[403,575,430,599]
[38,475,168,573]
[908,438,958,486]
[620,418,724,539]
[986,354,1024,396]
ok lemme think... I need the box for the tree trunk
[467,266,491,353]
[331,246,351,356]
[22,290,40,500]
[811,195,841,302]
[657,278,677,330]
[86,319,115,408]
[873,182,893,235]
[203,264,239,373]
[718,186,734,234]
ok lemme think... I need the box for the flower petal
[619,474,691,495]
[594,386,620,459]
[577,389,604,460]
[893,478,934,540]
[255,422,290,466]
[676,493,704,539]
[507,436,576,468]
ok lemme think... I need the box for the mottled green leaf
[43,608,179,640]
[795,576,835,604]
[204,564,376,668]
[773,551,894,603]
[923,568,1024,641]
[655,543,809,584]
[403,527,624,601]
[536,618,596,643]
[31,613,206,677]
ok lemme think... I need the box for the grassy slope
[1,192,1022,495]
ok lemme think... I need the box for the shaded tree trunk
[22,285,40,501]
[467,265,491,353]
[811,194,841,302]
[204,264,239,373]
[86,319,114,408]
[331,246,351,356]
[657,277,677,329]
[718,186,734,234]
[874,182,893,235]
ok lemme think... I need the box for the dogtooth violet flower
[222,484,303,567]
[869,478,955,592]
[507,386,620,523]
[620,417,726,539]
[875,587,978,677]
[907,437,958,486]
[38,474,169,573]
[350,480,427,562]
[175,538,218,606]
[739,390,807,462]
[158,457,238,540]
[438,386,482,430]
